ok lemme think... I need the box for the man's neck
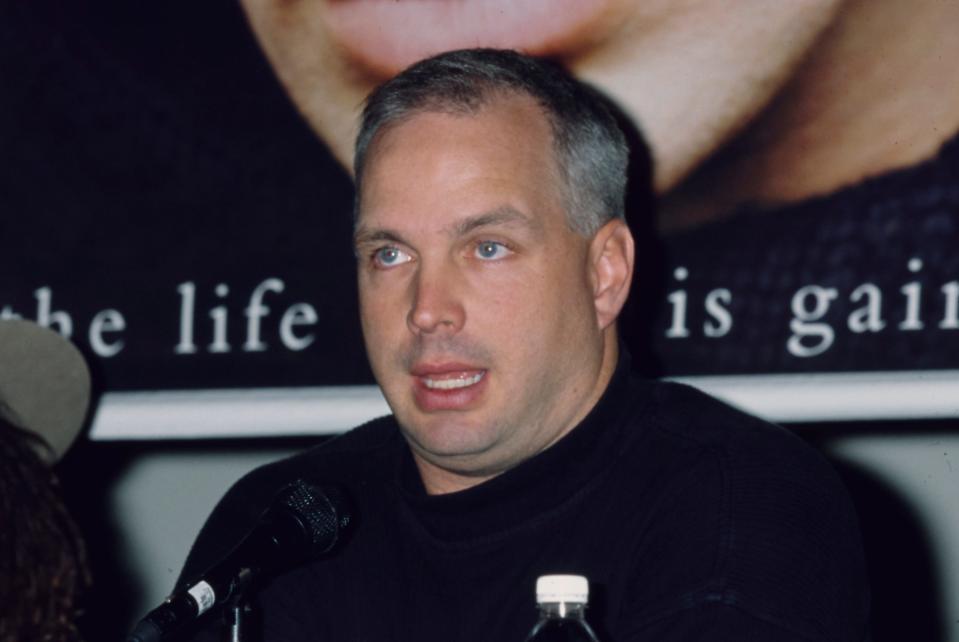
[660,0,959,231]
[413,459,496,496]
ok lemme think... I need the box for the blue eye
[373,246,412,268]
[474,241,511,260]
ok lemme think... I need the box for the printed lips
[322,0,614,77]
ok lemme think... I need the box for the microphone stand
[223,567,255,642]
[224,598,252,642]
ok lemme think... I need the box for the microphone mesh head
[277,480,351,555]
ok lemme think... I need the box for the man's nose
[407,263,465,335]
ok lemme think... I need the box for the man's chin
[406,428,496,461]
[408,444,520,493]
[402,420,503,467]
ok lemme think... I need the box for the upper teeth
[424,372,484,390]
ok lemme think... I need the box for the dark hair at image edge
[0,408,90,641]
[354,48,629,237]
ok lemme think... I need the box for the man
[178,50,868,641]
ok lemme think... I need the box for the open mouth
[422,371,485,390]
[411,365,489,411]
[322,0,615,77]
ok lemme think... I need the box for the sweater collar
[394,347,639,544]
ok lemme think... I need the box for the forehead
[356,96,567,234]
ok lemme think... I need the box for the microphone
[126,479,351,642]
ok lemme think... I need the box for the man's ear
[588,218,635,331]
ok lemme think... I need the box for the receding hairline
[353,48,631,237]
[356,90,575,221]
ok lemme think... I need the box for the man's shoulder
[616,378,868,640]
[623,376,851,519]
[629,377,825,472]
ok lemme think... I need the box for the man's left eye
[372,246,413,268]
[474,241,511,260]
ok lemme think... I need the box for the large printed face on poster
[3,1,958,437]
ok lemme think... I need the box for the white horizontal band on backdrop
[676,369,959,423]
[89,385,391,440]
[88,370,959,440]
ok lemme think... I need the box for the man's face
[355,97,613,490]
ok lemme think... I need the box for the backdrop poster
[3,2,958,439]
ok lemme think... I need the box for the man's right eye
[372,246,412,268]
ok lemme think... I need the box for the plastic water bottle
[525,575,601,642]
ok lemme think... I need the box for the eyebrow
[352,228,407,260]
[353,205,542,252]
[353,228,404,248]
[449,206,541,238]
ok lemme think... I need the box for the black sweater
[177,357,869,641]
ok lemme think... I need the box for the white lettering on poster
[899,258,924,331]
[244,278,284,352]
[175,281,197,354]
[703,288,733,338]
[35,286,73,338]
[0,288,128,358]
[280,303,318,351]
[665,267,691,338]
[941,282,959,330]
[789,285,839,358]
[174,279,319,355]
[848,283,885,334]
[4,257,956,365]
[89,309,126,357]
[1,306,22,320]
[666,267,734,340]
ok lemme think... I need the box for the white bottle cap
[536,575,589,604]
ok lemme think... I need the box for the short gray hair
[354,49,629,237]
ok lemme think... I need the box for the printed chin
[321,0,613,77]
